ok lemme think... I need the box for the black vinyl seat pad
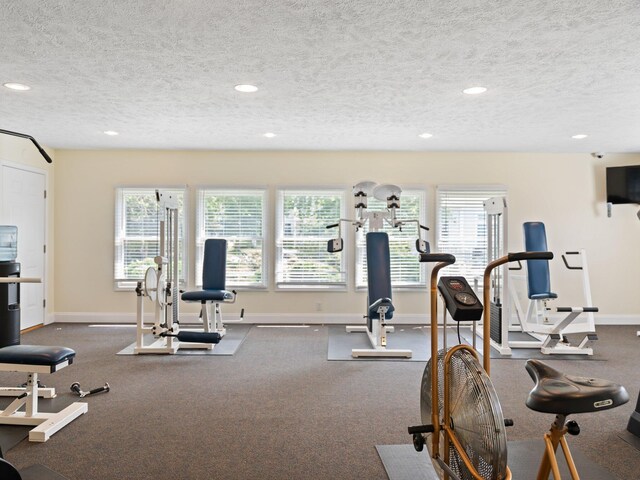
[181,289,233,302]
[0,345,76,366]
[525,359,629,415]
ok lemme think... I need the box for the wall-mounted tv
[606,165,640,204]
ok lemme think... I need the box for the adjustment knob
[412,434,425,452]
[566,420,580,436]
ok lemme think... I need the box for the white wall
[0,134,56,320]
[53,149,640,324]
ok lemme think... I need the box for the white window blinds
[355,189,426,289]
[276,189,346,288]
[195,189,266,288]
[436,186,507,283]
[114,188,186,289]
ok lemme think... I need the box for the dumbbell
[70,382,110,398]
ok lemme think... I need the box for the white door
[1,165,46,329]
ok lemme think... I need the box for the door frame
[0,159,49,328]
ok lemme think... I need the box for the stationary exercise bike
[409,251,629,480]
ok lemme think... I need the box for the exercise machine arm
[0,129,52,164]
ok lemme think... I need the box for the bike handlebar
[507,251,554,262]
[419,253,455,264]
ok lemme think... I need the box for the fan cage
[421,348,508,480]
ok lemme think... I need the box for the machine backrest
[366,232,393,315]
[523,222,551,298]
[202,239,227,291]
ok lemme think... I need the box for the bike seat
[525,359,629,415]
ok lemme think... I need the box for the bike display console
[437,276,483,321]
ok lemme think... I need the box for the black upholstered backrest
[202,239,227,291]
[366,231,392,307]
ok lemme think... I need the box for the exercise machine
[482,196,513,355]
[327,181,429,358]
[0,346,87,442]
[483,203,597,355]
[0,129,52,164]
[134,191,221,354]
[513,222,597,355]
[408,251,629,479]
[181,238,243,340]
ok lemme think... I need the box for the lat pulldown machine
[327,181,429,358]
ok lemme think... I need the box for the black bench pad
[0,345,76,366]
[182,289,233,302]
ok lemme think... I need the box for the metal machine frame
[134,191,223,354]
[327,181,429,358]
[483,198,597,356]
[0,361,87,442]
[509,248,597,355]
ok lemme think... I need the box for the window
[436,186,507,283]
[355,189,427,289]
[114,187,186,289]
[276,189,346,288]
[195,188,266,288]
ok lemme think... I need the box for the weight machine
[134,190,221,354]
[483,197,597,356]
[327,181,429,358]
[515,222,597,355]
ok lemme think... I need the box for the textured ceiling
[1,1,639,152]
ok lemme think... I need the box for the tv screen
[606,165,640,204]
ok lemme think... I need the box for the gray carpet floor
[1,323,639,480]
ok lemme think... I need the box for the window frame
[114,186,188,291]
[275,187,348,291]
[194,186,268,290]
[435,184,507,286]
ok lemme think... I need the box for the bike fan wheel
[421,348,508,480]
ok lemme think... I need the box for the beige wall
[0,134,55,318]
[53,149,640,322]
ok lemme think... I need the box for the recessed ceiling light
[462,86,487,95]
[103,130,119,136]
[263,132,276,138]
[3,82,31,91]
[571,134,588,139]
[418,133,433,139]
[235,84,258,93]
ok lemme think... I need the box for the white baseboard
[52,312,640,326]
[53,312,430,325]
[594,314,640,325]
